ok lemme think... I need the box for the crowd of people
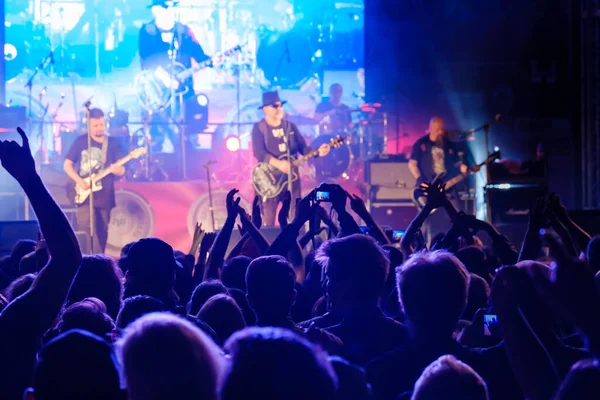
[1,128,600,400]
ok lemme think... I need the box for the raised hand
[189,222,204,255]
[546,193,569,222]
[0,127,36,182]
[251,195,262,228]
[226,188,241,220]
[420,178,447,209]
[200,232,217,255]
[529,197,548,229]
[349,193,369,218]
[293,190,316,226]
[278,190,292,229]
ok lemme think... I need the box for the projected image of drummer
[314,83,353,134]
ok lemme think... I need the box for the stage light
[197,94,209,107]
[225,136,241,152]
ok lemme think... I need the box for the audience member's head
[173,251,194,306]
[118,242,136,273]
[119,312,222,400]
[189,280,229,316]
[316,234,389,313]
[246,256,297,322]
[228,288,256,325]
[221,327,337,400]
[330,356,372,400]
[411,355,488,400]
[27,329,124,400]
[397,251,469,339]
[462,274,490,321]
[18,252,38,274]
[53,298,114,341]
[554,359,600,400]
[10,239,35,270]
[587,235,600,274]
[66,254,123,318]
[222,256,252,291]
[4,273,35,301]
[197,294,246,345]
[116,295,166,330]
[456,246,491,283]
[123,238,181,308]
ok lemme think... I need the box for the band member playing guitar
[314,83,353,134]
[408,117,479,241]
[252,91,330,226]
[64,108,126,253]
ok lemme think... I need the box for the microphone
[203,160,217,168]
[83,96,93,109]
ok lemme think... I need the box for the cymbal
[286,115,319,125]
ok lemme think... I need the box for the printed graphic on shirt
[272,127,287,152]
[79,147,105,177]
[432,146,446,175]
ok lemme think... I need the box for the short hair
[197,294,246,345]
[119,312,222,400]
[463,274,490,321]
[33,329,123,400]
[396,251,469,334]
[554,358,600,400]
[221,327,337,400]
[116,295,166,330]
[57,298,115,340]
[188,280,229,316]
[88,108,104,119]
[316,234,389,303]
[222,256,252,291]
[67,254,123,319]
[245,256,296,316]
[411,355,488,400]
[456,246,490,282]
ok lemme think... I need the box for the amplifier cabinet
[365,157,415,201]
[369,201,418,230]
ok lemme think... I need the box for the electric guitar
[134,44,244,113]
[252,136,345,199]
[66,147,147,206]
[412,151,501,210]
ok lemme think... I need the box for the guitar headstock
[130,147,148,159]
[329,135,346,148]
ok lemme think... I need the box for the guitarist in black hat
[252,91,330,226]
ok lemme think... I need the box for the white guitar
[67,147,147,206]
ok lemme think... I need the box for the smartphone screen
[393,230,406,240]
[359,226,369,234]
[483,314,498,336]
[315,191,331,202]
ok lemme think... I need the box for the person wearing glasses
[251,91,330,226]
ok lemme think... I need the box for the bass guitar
[412,151,501,210]
[134,44,244,113]
[66,147,147,206]
[252,136,345,199]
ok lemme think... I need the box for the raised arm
[204,189,239,281]
[238,205,270,255]
[519,198,546,262]
[0,128,82,332]
[348,193,390,245]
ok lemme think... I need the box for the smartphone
[359,226,369,234]
[315,191,331,202]
[393,230,406,240]
[483,314,498,336]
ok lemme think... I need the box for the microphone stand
[204,161,216,231]
[84,101,95,253]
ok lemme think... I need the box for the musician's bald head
[428,117,445,143]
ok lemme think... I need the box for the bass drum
[309,135,351,180]
[256,27,319,89]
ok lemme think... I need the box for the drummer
[314,83,353,134]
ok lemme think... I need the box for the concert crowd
[0,128,599,400]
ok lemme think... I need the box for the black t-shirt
[138,21,209,93]
[315,101,352,132]
[251,119,311,165]
[65,135,125,209]
[410,134,461,182]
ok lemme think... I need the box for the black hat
[259,91,287,109]
[148,0,178,8]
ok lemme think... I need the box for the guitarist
[252,91,330,226]
[63,108,126,253]
[408,117,478,241]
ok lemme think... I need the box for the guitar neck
[291,148,320,167]
[176,46,241,81]
[92,154,133,182]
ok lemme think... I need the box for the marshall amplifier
[365,155,415,202]
[486,184,547,225]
